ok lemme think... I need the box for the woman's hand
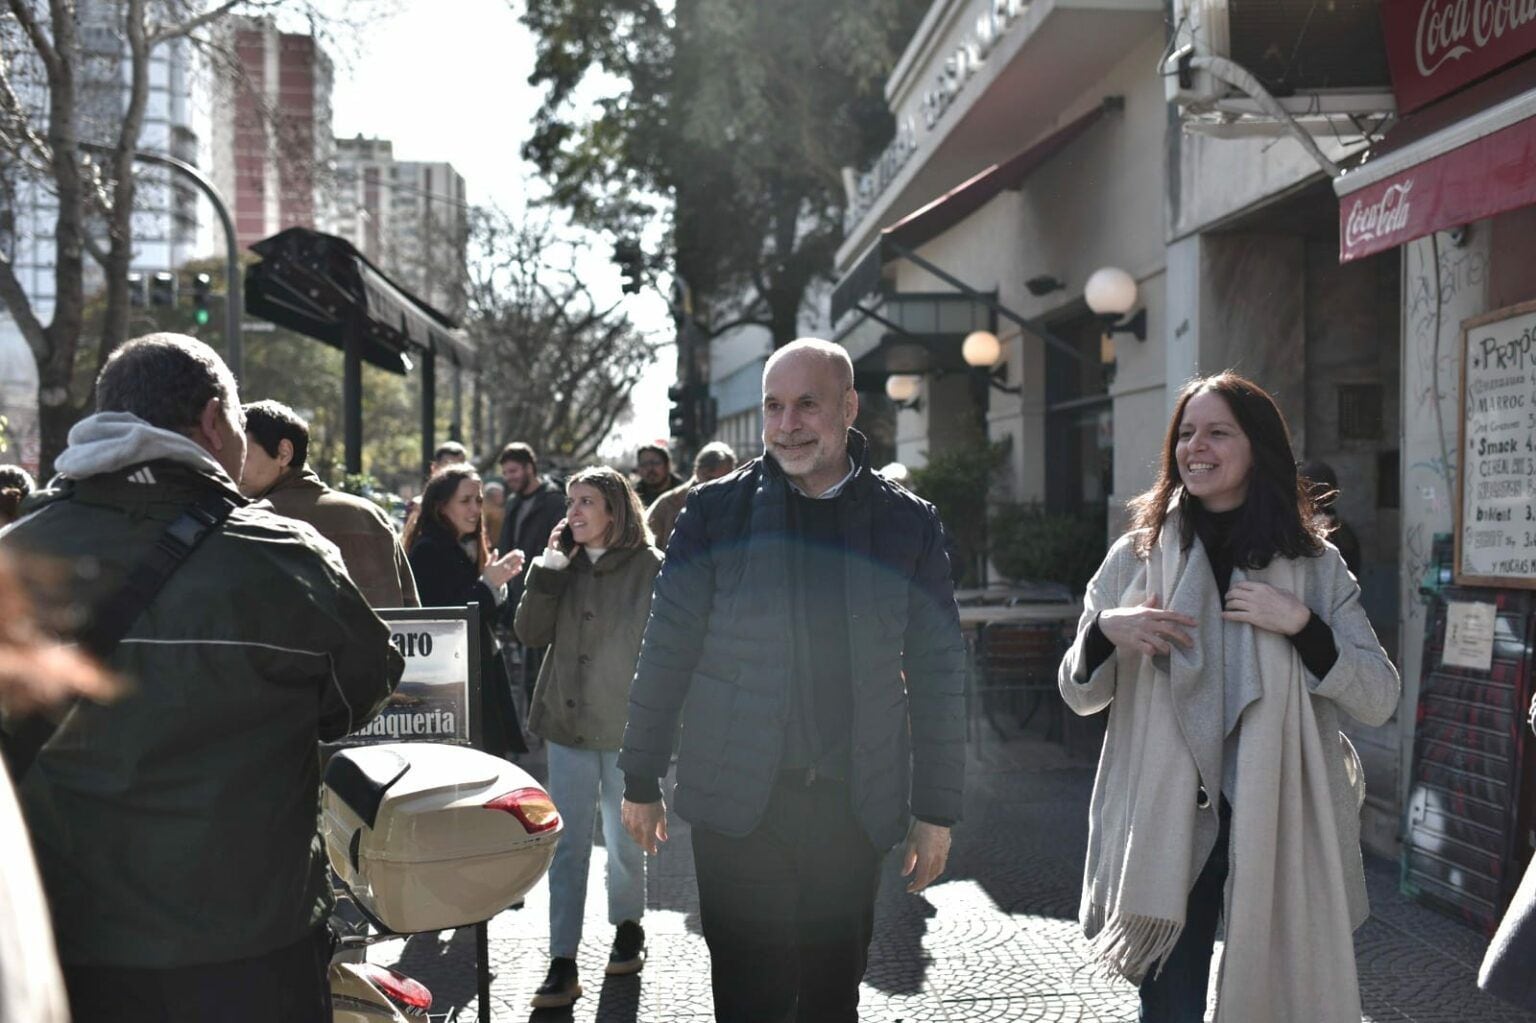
[547,518,569,554]
[483,547,525,588]
[1222,581,1311,636]
[1098,594,1197,657]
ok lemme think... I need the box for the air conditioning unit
[1167,0,1396,135]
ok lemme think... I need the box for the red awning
[1335,58,1536,263]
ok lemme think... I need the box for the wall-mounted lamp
[961,330,1021,395]
[885,373,923,410]
[1084,266,1147,341]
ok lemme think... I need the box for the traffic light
[192,273,212,327]
[150,271,176,307]
[667,382,697,439]
[613,240,644,295]
[127,272,146,307]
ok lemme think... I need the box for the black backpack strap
[2,489,242,778]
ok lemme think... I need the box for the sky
[326,0,675,460]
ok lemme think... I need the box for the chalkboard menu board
[1457,300,1536,589]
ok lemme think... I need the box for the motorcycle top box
[322,742,562,934]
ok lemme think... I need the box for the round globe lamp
[884,373,922,404]
[1084,267,1138,317]
[961,329,1002,368]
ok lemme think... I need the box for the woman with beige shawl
[1059,372,1399,1022]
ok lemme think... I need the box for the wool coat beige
[1060,532,1400,937]
[515,545,664,750]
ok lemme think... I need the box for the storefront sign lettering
[1344,181,1415,251]
[845,0,1026,231]
[1386,0,1536,111]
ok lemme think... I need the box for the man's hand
[901,820,952,894]
[622,798,669,854]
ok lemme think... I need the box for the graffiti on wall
[1402,236,1489,625]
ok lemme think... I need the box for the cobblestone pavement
[372,730,1536,1022]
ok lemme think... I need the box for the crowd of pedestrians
[0,329,1431,1023]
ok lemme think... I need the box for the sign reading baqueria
[1456,300,1536,588]
[331,605,485,749]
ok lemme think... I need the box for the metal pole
[450,363,463,443]
[344,319,363,475]
[83,144,244,377]
[420,350,437,479]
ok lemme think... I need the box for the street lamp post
[81,143,244,378]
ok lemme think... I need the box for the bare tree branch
[4,0,60,77]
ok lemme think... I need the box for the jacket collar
[258,466,326,501]
[55,412,236,488]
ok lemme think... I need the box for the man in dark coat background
[619,338,966,1022]
[496,443,568,691]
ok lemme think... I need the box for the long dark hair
[404,465,489,570]
[566,466,653,550]
[1128,372,1326,566]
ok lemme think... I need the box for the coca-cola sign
[1336,105,1536,262]
[1344,181,1416,252]
[1384,0,1536,112]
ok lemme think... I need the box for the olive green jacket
[515,545,662,750]
[1,413,403,969]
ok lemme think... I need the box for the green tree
[92,256,428,493]
[518,0,926,343]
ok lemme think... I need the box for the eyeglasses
[637,460,665,470]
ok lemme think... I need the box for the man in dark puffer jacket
[619,339,966,1022]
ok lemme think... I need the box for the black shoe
[529,957,582,1009]
[605,919,646,976]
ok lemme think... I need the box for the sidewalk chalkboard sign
[331,605,483,749]
[1457,300,1536,589]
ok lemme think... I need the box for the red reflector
[484,786,561,834]
[358,963,432,1011]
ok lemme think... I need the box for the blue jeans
[544,742,646,958]
[1139,799,1232,1022]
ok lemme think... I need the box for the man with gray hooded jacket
[0,334,403,1022]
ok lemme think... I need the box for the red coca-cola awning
[1335,57,1536,262]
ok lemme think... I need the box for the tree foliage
[518,0,927,342]
[467,208,658,466]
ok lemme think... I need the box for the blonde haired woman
[515,466,663,1009]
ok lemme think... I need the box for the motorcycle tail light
[484,786,561,834]
[358,963,432,1013]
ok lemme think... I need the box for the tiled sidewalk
[376,734,1536,1022]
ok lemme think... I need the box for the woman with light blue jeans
[514,466,664,1010]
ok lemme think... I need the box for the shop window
[1044,315,1112,517]
[1338,383,1384,441]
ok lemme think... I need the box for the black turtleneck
[1082,507,1337,680]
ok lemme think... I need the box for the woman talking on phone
[403,465,528,758]
[1059,372,1399,1022]
[515,466,663,1009]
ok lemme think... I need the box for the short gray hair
[762,338,854,392]
[97,333,240,432]
[695,441,737,475]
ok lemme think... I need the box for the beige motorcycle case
[322,742,562,934]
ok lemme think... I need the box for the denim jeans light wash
[544,741,646,958]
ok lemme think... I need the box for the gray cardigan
[1058,532,1400,929]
